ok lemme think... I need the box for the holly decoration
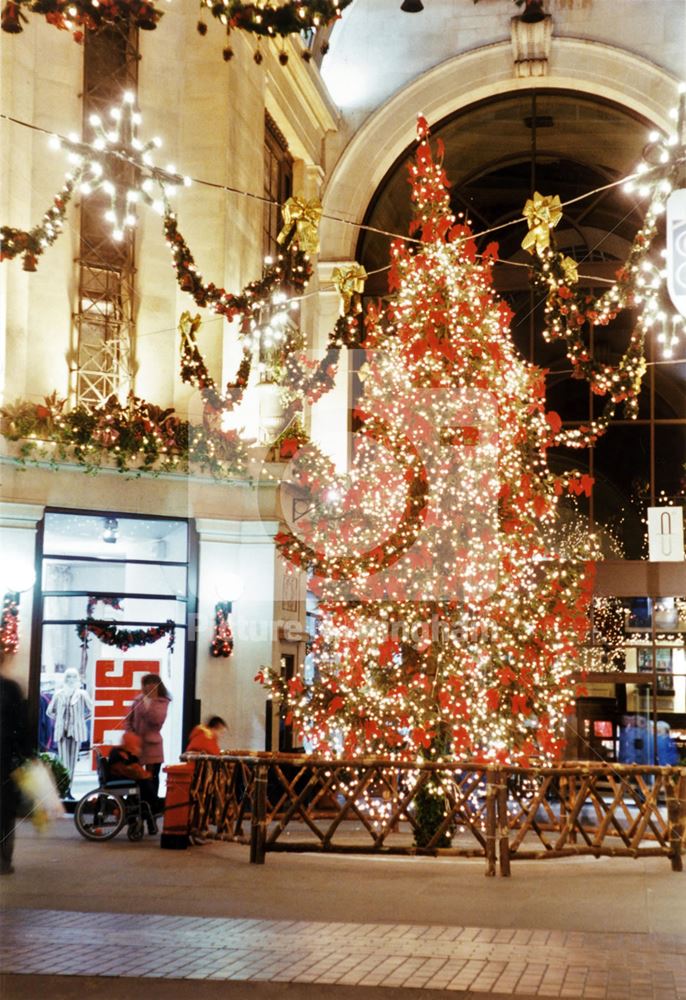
[260,117,598,766]
[210,601,234,658]
[1,592,19,655]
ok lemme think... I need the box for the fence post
[249,763,268,865]
[667,771,686,873]
[485,767,497,877]
[497,769,511,878]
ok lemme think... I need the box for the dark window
[263,112,293,260]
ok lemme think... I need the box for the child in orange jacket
[108,732,158,834]
[185,716,227,755]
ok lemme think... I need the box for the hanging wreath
[1,591,19,655]
[77,597,175,652]
[210,601,234,658]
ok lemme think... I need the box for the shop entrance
[31,509,197,799]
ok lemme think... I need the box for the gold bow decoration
[277,197,322,255]
[560,255,578,285]
[521,192,563,255]
[331,262,368,314]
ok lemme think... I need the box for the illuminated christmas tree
[265,118,598,765]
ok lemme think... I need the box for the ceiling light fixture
[103,517,119,544]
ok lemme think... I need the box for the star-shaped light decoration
[50,91,190,242]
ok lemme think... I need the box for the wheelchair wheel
[74,790,126,841]
[127,818,145,842]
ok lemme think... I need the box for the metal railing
[184,752,686,877]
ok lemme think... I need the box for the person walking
[125,673,171,801]
[0,659,31,875]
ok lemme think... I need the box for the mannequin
[46,668,93,791]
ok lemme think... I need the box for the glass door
[36,510,191,798]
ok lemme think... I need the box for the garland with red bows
[77,596,175,652]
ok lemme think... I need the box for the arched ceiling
[357,90,651,289]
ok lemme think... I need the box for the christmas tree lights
[262,118,599,766]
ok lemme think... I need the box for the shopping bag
[12,758,65,830]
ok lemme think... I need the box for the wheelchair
[74,751,156,843]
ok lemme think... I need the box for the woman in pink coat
[125,673,171,799]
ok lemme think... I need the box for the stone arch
[320,38,681,261]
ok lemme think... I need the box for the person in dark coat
[0,665,31,875]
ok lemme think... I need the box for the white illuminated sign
[647,506,684,561]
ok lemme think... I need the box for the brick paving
[2,908,685,997]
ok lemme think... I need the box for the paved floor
[1,818,685,999]
[2,907,686,998]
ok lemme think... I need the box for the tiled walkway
[2,908,685,998]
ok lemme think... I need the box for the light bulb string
[1,110,679,253]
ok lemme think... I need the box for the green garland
[525,188,667,449]
[164,208,312,322]
[179,311,252,414]
[0,390,247,480]
[0,172,82,271]
[77,617,175,652]
[199,0,351,37]
[2,0,350,40]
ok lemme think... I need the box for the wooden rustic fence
[184,753,686,877]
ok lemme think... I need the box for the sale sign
[92,659,160,763]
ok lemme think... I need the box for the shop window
[577,595,686,765]
[34,511,193,798]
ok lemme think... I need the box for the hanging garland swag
[77,595,175,652]
[1,0,351,43]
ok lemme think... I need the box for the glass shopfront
[573,596,686,765]
[32,510,196,798]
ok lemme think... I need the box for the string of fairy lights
[1,80,684,377]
